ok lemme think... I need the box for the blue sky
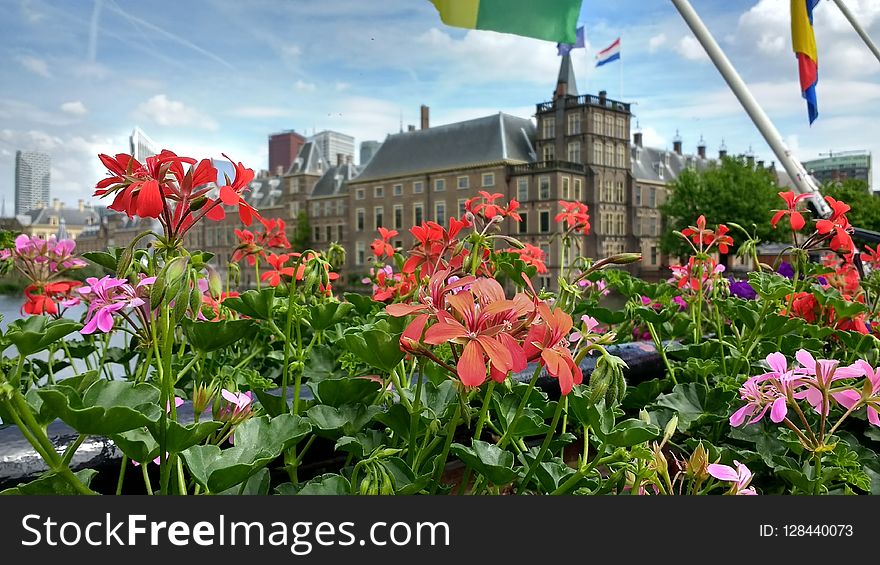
[1,0,879,210]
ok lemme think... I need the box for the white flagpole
[831,0,880,65]
[668,0,831,217]
[619,39,624,101]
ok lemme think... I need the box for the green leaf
[343,293,381,317]
[0,469,98,495]
[4,317,82,356]
[37,380,162,435]
[450,440,517,486]
[307,376,381,408]
[535,459,577,493]
[82,251,118,271]
[335,429,389,458]
[308,301,354,332]
[306,403,381,438]
[277,474,351,495]
[182,319,258,353]
[748,272,793,301]
[654,383,735,432]
[181,414,311,493]
[341,321,405,373]
[418,380,458,421]
[374,403,414,438]
[377,457,432,495]
[622,378,672,410]
[223,287,276,320]
[216,468,271,495]
[603,419,660,448]
[492,393,551,437]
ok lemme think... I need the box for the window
[517,178,529,201]
[393,184,403,196]
[616,214,625,236]
[650,216,657,236]
[539,277,551,290]
[457,176,469,190]
[374,206,384,229]
[458,199,467,218]
[413,181,424,194]
[290,178,300,194]
[542,144,555,162]
[568,112,581,135]
[324,201,331,216]
[616,117,626,139]
[482,172,495,187]
[518,212,528,234]
[605,144,614,167]
[539,177,551,200]
[312,202,321,216]
[290,201,299,215]
[593,142,603,165]
[601,212,610,235]
[634,216,641,236]
[648,187,656,207]
[651,246,658,266]
[435,201,446,225]
[434,178,446,192]
[540,244,551,265]
[356,208,365,232]
[561,177,571,200]
[356,188,365,200]
[413,203,424,226]
[394,240,403,250]
[356,241,365,265]
[543,117,556,138]
[593,113,603,135]
[540,210,550,233]
[616,181,625,203]
[605,115,613,135]
[634,186,642,206]
[338,225,344,240]
[567,141,581,163]
[374,186,384,198]
[326,225,332,242]
[617,145,626,168]
[394,204,403,230]
[604,179,613,202]
[574,178,583,201]
[314,226,321,242]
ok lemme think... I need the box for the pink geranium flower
[77,275,145,334]
[708,460,758,495]
[792,349,861,415]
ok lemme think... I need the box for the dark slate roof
[247,175,285,208]
[311,163,361,198]
[354,113,537,183]
[630,144,716,183]
[20,206,100,226]
[557,53,578,96]
[287,141,327,175]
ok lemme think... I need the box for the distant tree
[660,156,781,260]
[292,209,311,251]
[821,179,880,233]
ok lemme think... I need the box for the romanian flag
[792,0,819,124]
[428,0,583,44]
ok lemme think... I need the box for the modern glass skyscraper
[129,126,159,163]
[309,130,355,166]
[14,150,50,215]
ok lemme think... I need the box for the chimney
[697,136,707,159]
[598,90,607,104]
[757,160,765,169]
[337,153,344,166]
[420,105,430,130]
[633,132,643,148]
[719,139,728,159]
[78,199,84,212]
[747,155,756,167]
[52,198,61,211]
[673,131,683,156]
[407,124,416,132]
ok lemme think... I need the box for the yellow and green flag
[428,0,583,44]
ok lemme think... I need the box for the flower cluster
[1,234,88,316]
[231,217,292,266]
[260,251,339,295]
[464,191,521,224]
[555,201,591,235]
[76,275,155,335]
[680,215,733,255]
[94,151,259,242]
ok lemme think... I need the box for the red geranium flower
[465,191,522,223]
[681,215,734,254]
[371,227,398,258]
[555,201,591,235]
[771,191,810,231]
[217,155,260,226]
[815,196,854,259]
[522,303,582,395]
[506,243,548,274]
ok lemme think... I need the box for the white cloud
[641,127,667,148]
[60,101,88,116]
[295,80,317,92]
[675,36,709,62]
[648,33,668,53]
[134,94,218,131]
[281,44,302,60]
[335,82,352,92]
[16,55,50,78]
[229,106,294,118]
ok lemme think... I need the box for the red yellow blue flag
[791,0,819,124]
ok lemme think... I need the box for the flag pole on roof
[427,0,583,44]
[668,0,831,218]
[830,0,880,65]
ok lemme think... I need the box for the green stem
[497,364,542,449]
[408,365,425,468]
[518,396,566,494]
[142,464,154,495]
[60,434,86,467]
[116,455,128,495]
[646,322,676,384]
[430,403,461,495]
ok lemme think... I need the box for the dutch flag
[595,38,621,67]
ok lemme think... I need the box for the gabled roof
[19,206,100,227]
[287,141,327,175]
[630,145,716,183]
[311,162,361,198]
[354,113,536,183]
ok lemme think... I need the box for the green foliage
[660,156,781,258]
[292,209,311,251]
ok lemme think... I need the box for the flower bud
[189,196,208,211]
[639,409,651,424]
[164,255,190,284]
[192,383,216,417]
[662,415,679,446]
[687,442,710,481]
[207,266,223,299]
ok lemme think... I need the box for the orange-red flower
[555,201,591,235]
[681,215,733,254]
[815,196,854,259]
[371,227,398,258]
[403,217,470,276]
[217,155,260,226]
[465,191,522,222]
[506,243,548,274]
[771,191,810,231]
[522,303,582,395]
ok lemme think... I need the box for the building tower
[14,150,51,215]
[269,130,306,175]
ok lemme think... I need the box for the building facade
[129,127,159,163]
[268,130,307,176]
[309,130,355,167]
[359,140,382,166]
[14,150,50,215]
[802,151,872,189]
